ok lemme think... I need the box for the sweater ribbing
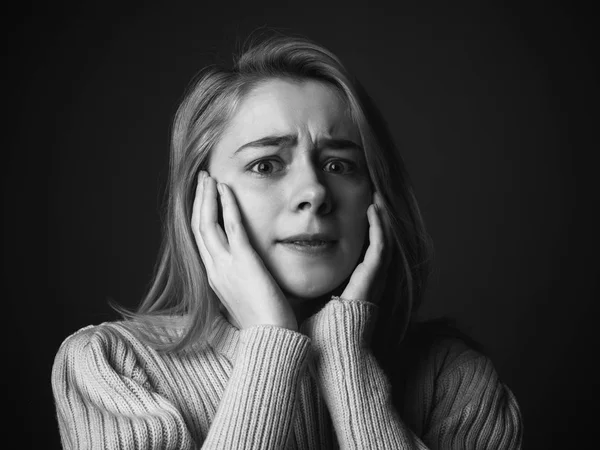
[52,299,522,449]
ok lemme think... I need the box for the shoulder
[52,322,138,381]
[402,319,520,414]
[54,321,137,360]
[412,322,499,390]
[393,320,522,445]
[54,316,188,360]
[424,335,496,402]
[391,318,506,406]
[52,320,179,390]
[400,318,488,370]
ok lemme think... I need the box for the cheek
[207,159,278,250]
[229,185,278,249]
[337,185,371,238]
[345,208,369,256]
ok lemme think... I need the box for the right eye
[248,159,284,177]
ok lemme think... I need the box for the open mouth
[279,239,337,255]
[283,240,333,246]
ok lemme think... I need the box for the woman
[52,33,523,449]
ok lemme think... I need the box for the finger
[340,204,383,301]
[373,191,393,266]
[373,191,392,241]
[217,182,251,250]
[373,190,383,207]
[362,203,384,271]
[341,202,387,301]
[191,171,213,265]
[200,175,229,256]
[191,171,204,234]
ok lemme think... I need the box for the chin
[283,283,332,299]
[276,269,348,299]
[263,247,360,301]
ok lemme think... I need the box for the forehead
[221,78,358,146]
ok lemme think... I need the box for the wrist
[301,297,378,344]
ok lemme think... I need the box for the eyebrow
[234,134,363,155]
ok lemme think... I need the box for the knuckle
[191,219,200,234]
[207,278,216,290]
[198,214,209,231]
[192,232,201,247]
[225,220,237,235]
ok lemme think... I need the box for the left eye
[323,160,354,174]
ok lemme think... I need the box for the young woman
[52,34,523,449]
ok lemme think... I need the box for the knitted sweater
[52,298,522,449]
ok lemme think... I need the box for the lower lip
[279,241,337,256]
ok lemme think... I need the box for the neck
[221,281,349,330]
[220,293,335,330]
[287,294,330,326]
[285,279,348,326]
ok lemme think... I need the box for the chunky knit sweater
[52,298,522,449]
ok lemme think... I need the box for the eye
[256,161,273,174]
[323,159,355,174]
[248,159,284,177]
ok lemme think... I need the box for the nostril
[298,201,310,210]
[292,180,331,214]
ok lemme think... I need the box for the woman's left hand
[340,191,391,305]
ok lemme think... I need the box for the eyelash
[248,159,284,177]
[323,159,357,174]
[247,158,358,177]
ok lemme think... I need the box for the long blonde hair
[119,32,433,361]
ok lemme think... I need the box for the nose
[289,163,332,216]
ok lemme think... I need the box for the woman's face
[208,78,372,303]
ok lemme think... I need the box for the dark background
[6,2,597,449]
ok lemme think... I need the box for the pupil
[259,162,270,172]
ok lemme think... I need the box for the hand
[339,191,391,305]
[191,171,298,331]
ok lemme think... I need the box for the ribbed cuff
[205,326,310,448]
[301,298,404,449]
[301,297,378,349]
[236,325,310,372]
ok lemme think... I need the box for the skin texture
[192,78,385,329]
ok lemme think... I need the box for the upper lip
[279,233,337,242]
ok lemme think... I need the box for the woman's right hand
[191,171,298,331]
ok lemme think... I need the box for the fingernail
[217,183,223,194]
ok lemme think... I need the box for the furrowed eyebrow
[318,138,363,152]
[233,134,363,155]
[234,135,297,154]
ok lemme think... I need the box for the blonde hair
[118,32,433,361]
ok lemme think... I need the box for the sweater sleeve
[202,325,310,448]
[301,298,429,449]
[51,325,195,449]
[302,298,523,450]
[52,323,310,450]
